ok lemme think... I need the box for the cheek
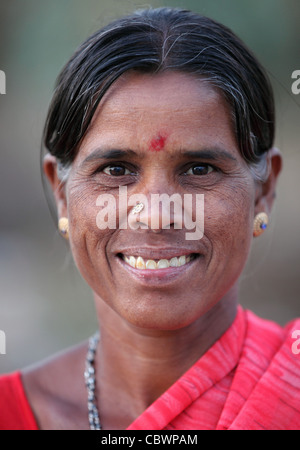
[67,186,97,239]
[66,183,112,279]
[204,182,255,261]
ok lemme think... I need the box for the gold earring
[253,212,269,237]
[58,217,69,239]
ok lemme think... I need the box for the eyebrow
[80,146,237,167]
[81,148,138,166]
[182,149,237,162]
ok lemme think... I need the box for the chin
[110,292,211,332]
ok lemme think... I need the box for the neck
[93,288,238,427]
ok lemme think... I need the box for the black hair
[43,7,275,174]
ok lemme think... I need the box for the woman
[0,7,299,430]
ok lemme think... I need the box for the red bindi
[149,134,167,152]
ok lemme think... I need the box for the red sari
[1,306,300,430]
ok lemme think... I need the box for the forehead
[94,71,223,123]
[77,71,238,158]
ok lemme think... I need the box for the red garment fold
[1,306,300,430]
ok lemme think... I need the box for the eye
[103,165,132,176]
[185,164,214,176]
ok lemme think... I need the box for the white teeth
[178,255,186,266]
[136,256,146,269]
[145,259,156,269]
[157,259,169,269]
[122,254,194,270]
[128,256,136,268]
[169,257,178,267]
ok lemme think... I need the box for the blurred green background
[0,0,299,373]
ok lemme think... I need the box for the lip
[115,252,201,286]
[116,247,198,260]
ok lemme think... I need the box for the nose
[127,191,184,232]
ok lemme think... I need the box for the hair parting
[42,7,275,184]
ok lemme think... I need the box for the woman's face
[61,72,258,330]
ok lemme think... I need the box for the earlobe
[43,153,68,217]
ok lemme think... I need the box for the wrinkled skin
[25,72,281,429]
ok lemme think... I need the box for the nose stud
[132,202,145,214]
[130,202,162,233]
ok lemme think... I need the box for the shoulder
[21,340,89,430]
[236,310,300,429]
[244,309,300,359]
[0,340,90,430]
[242,309,300,373]
[0,371,38,430]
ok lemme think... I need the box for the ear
[43,153,68,219]
[254,147,282,215]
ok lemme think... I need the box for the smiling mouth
[119,253,198,270]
